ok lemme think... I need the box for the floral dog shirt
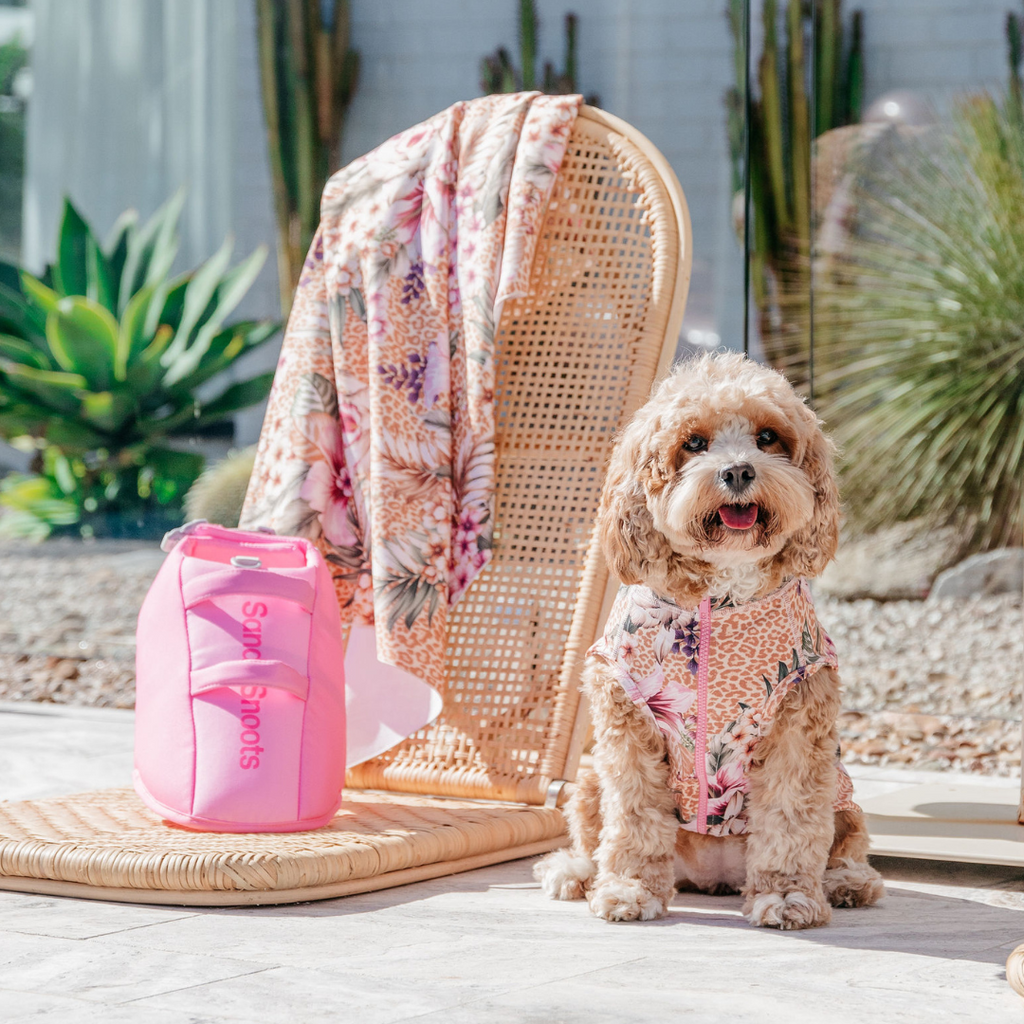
[589,577,858,837]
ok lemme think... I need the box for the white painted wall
[857,0,1010,109]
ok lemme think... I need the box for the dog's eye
[682,435,708,453]
[756,428,778,448]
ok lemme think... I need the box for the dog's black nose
[719,462,755,493]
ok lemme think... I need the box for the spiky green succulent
[0,192,278,537]
[816,94,1024,550]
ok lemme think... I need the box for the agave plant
[0,193,278,537]
[815,94,1024,550]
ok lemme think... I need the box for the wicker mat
[0,788,566,906]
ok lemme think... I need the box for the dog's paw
[589,876,668,922]
[533,849,595,901]
[824,860,885,908]
[744,890,832,930]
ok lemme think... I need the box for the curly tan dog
[535,353,883,928]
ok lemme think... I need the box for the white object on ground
[344,623,443,768]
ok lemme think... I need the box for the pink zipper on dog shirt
[694,596,712,835]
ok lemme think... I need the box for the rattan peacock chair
[0,106,692,906]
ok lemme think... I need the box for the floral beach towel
[241,93,581,760]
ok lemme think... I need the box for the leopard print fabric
[589,577,858,836]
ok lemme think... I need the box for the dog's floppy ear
[777,410,840,578]
[596,424,674,585]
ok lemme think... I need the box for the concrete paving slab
[2,703,1024,1022]
[2,940,267,1005]
[0,702,134,800]
[2,993,222,1024]
[0,893,196,940]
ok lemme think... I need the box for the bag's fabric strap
[182,569,315,614]
[190,659,309,700]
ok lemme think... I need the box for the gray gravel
[0,541,164,709]
[820,593,1023,777]
[0,542,1019,776]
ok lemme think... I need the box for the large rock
[928,548,1024,601]
[815,521,963,601]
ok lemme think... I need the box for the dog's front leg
[586,663,678,922]
[742,667,841,930]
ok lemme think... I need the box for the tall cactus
[1006,5,1023,115]
[481,0,594,101]
[256,0,359,315]
[726,0,863,383]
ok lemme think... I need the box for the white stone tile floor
[1,702,1023,1022]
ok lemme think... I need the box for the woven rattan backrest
[346,107,692,804]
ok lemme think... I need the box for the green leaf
[51,201,117,310]
[160,235,233,371]
[48,452,78,496]
[54,199,90,297]
[0,282,46,346]
[118,189,184,313]
[42,419,107,451]
[85,234,117,312]
[104,210,138,317]
[0,260,19,294]
[142,189,185,290]
[0,333,51,370]
[19,272,61,318]
[125,323,174,394]
[189,371,274,427]
[153,274,189,334]
[115,283,156,380]
[81,391,134,433]
[162,245,268,387]
[104,208,137,271]
[0,363,86,413]
[167,321,278,394]
[0,407,44,439]
[45,296,120,391]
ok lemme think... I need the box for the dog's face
[598,353,839,601]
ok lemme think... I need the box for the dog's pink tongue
[719,503,759,530]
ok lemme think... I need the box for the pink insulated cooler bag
[134,522,347,832]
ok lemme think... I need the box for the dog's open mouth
[717,503,759,531]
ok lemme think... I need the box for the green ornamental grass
[817,94,1024,551]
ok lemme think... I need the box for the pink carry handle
[182,569,315,612]
[189,660,309,700]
